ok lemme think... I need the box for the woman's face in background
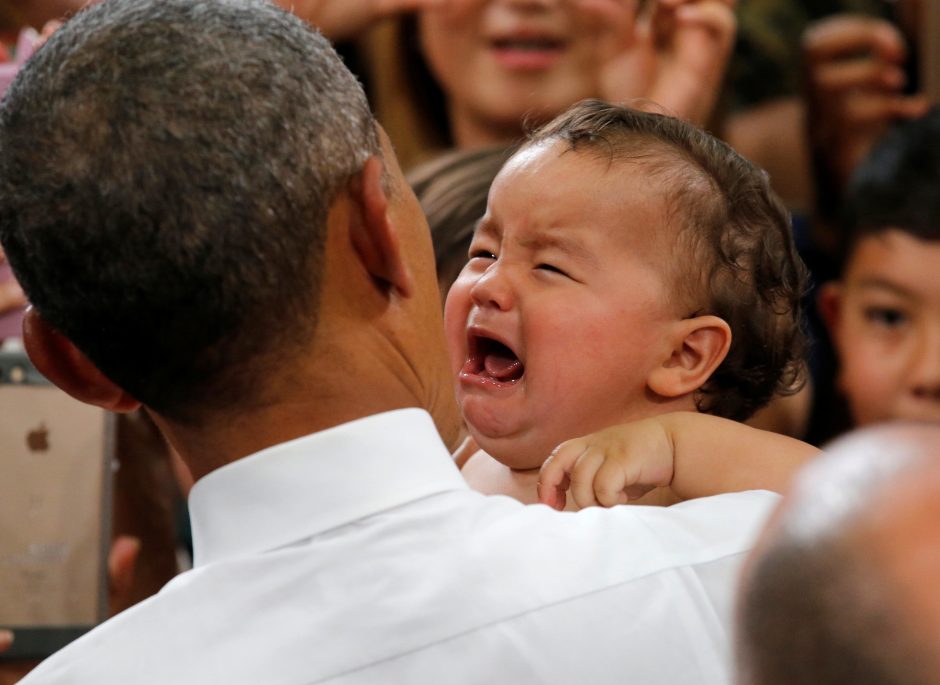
[418,0,635,146]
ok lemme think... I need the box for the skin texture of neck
[150,343,449,484]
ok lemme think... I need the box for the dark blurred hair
[408,146,512,300]
[528,100,808,421]
[841,108,940,269]
[0,0,378,421]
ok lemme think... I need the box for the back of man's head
[0,0,378,420]
[737,424,940,685]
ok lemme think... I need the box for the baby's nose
[469,263,514,311]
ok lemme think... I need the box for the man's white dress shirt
[22,409,778,684]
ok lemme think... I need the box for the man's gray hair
[0,0,378,419]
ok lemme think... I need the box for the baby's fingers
[568,449,608,510]
[538,439,587,510]
[592,455,644,507]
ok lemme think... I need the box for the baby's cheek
[442,292,470,371]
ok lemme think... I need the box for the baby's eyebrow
[518,232,598,267]
[472,217,505,244]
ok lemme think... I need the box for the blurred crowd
[0,1,939,683]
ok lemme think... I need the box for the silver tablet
[0,350,114,660]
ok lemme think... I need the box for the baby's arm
[537,412,819,510]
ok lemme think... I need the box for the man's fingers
[0,629,12,653]
[804,16,906,66]
[108,535,141,609]
[0,281,26,314]
[674,1,736,39]
[812,59,906,94]
[842,93,930,128]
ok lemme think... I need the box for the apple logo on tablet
[26,423,49,452]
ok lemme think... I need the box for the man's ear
[23,308,141,413]
[817,281,843,346]
[648,315,732,398]
[347,155,414,298]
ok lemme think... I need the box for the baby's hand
[537,418,675,511]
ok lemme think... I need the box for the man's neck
[152,347,459,484]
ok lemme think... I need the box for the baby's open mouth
[464,335,525,383]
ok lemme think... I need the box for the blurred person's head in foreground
[738,422,940,685]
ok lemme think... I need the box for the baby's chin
[469,428,555,472]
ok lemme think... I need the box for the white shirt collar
[188,408,467,568]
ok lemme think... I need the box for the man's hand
[805,14,930,195]
[0,248,26,318]
[537,418,675,511]
[273,0,443,42]
[585,0,736,125]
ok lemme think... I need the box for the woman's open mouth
[489,36,566,71]
[459,334,525,386]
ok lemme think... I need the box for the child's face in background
[822,230,940,425]
[444,142,685,469]
[418,0,634,143]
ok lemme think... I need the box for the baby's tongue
[484,350,523,381]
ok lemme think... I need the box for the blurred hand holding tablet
[0,350,114,660]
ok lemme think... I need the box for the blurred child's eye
[864,306,908,328]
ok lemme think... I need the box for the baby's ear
[648,315,732,399]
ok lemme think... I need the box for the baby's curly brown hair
[527,100,808,421]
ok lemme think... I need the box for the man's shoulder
[464,489,780,586]
[19,489,778,684]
